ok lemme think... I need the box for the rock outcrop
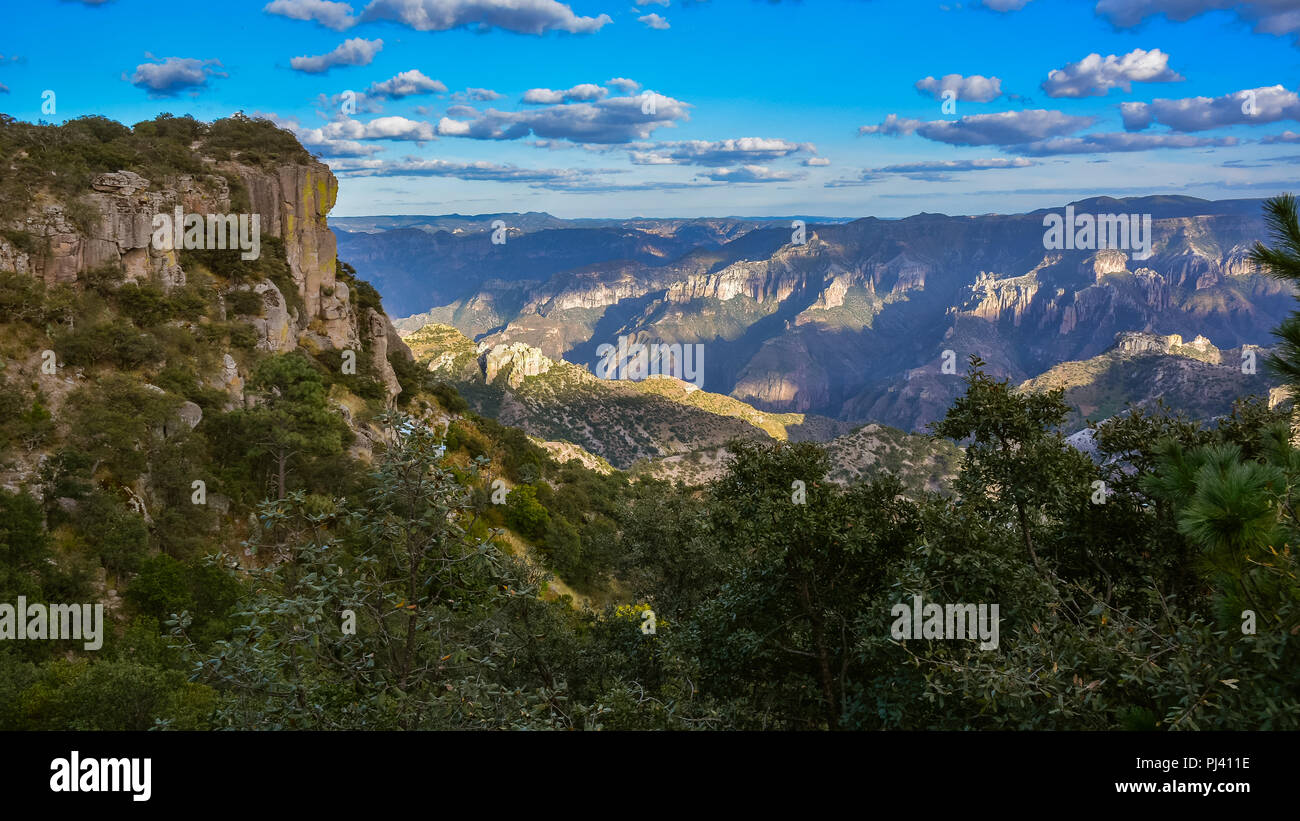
[0,157,409,404]
[479,342,554,389]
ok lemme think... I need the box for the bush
[126,555,192,623]
[225,288,263,317]
[204,113,311,166]
[505,485,550,541]
[431,381,469,415]
[55,319,164,369]
[116,282,171,327]
[74,491,148,577]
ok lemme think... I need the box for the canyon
[341,196,1287,431]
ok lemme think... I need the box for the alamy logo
[890,594,1000,650]
[596,333,704,389]
[1042,205,1152,261]
[50,751,151,802]
[150,207,261,260]
[0,597,103,650]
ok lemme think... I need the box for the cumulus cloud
[915,74,1003,102]
[1122,85,1300,131]
[0,83,8,94]
[858,114,926,137]
[129,55,227,97]
[606,77,641,94]
[368,69,447,97]
[860,109,1093,146]
[628,137,815,166]
[276,114,436,154]
[1019,132,1238,154]
[318,71,443,113]
[264,112,385,157]
[324,115,436,141]
[522,84,608,104]
[1041,48,1182,98]
[638,12,670,28]
[702,165,802,183]
[290,37,383,73]
[1095,0,1300,43]
[436,93,690,144]
[359,0,611,34]
[264,0,357,30]
[803,157,830,166]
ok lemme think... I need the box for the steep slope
[0,118,410,409]
[0,114,419,520]
[405,321,957,491]
[1018,331,1279,431]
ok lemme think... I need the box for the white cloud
[703,165,802,183]
[359,0,611,34]
[1096,0,1300,43]
[1041,48,1182,98]
[314,115,436,142]
[638,12,670,29]
[264,0,357,30]
[263,112,385,157]
[860,109,1093,146]
[290,37,383,73]
[522,84,608,104]
[1262,130,1300,144]
[629,137,815,166]
[1122,85,1300,131]
[606,77,641,94]
[1020,132,1237,154]
[367,68,447,97]
[852,157,1034,183]
[436,93,690,143]
[452,87,505,101]
[858,114,925,136]
[915,74,1003,102]
[435,116,472,136]
[129,55,227,96]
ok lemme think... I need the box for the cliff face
[0,159,407,404]
[1015,330,1274,432]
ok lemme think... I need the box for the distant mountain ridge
[346,195,1292,431]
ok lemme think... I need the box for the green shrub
[116,282,171,327]
[225,288,263,317]
[505,484,550,540]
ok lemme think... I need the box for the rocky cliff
[0,155,408,405]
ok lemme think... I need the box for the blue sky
[2,0,1299,218]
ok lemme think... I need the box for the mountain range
[342,196,1289,432]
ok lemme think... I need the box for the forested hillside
[0,116,1297,730]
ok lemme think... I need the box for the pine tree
[1250,193,1300,399]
